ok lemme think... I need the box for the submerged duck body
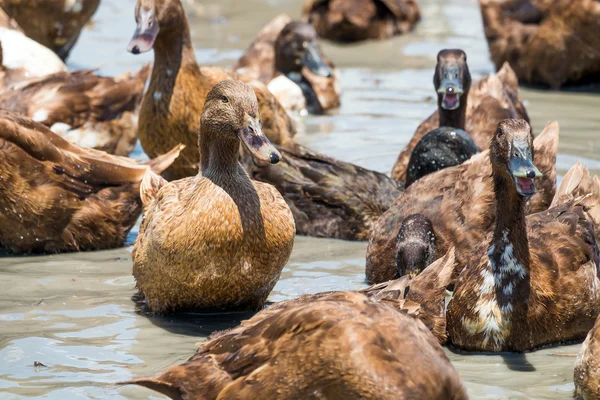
[0,0,100,60]
[447,120,600,352]
[0,110,181,254]
[132,80,295,314]
[392,53,529,182]
[481,0,600,88]
[235,14,340,114]
[123,249,467,399]
[366,120,558,284]
[0,66,151,156]
[128,0,296,181]
[302,0,421,43]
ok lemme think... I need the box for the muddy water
[1,0,600,398]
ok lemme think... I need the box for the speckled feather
[367,121,558,284]
[0,110,182,254]
[392,62,529,182]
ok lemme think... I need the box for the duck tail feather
[143,144,185,175]
[551,161,585,207]
[409,247,456,296]
[118,377,184,400]
[140,168,167,208]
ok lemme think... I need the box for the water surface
[2,0,600,398]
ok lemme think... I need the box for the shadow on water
[132,293,258,337]
[447,346,537,372]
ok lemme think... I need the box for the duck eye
[497,127,503,136]
[221,96,228,103]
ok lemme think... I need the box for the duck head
[128,0,186,54]
[490,119,542,198]
[274,21,333,80]
[434,49,471,111]
[396,214,436,278]
[201,80,281,165]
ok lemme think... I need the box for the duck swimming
[0,110,182,254]
[234,14,339,114]
[480,0,600,88]
[392,49,529,182]
[132,80,295,314]
[0,65,151,156]
[575,313,600,400]
[302,0,421,43]
[367,120,558,284]
[122,248,467,400]
[447,120,600,352]
[127,0,296,180]
[0,0,100,60]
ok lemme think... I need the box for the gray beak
[508,139,542,197]
[437,64,464,110]
[302,41,333,78]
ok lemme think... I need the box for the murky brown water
[2,0,600,398]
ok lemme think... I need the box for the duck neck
[198,128,242,182]
[151,19,198,87]
[489,169,530,320]
[438,95,467,130]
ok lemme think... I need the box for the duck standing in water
[0,65,151,156]
[302,0,421,43]
[575,313,600,399]
[234,14,340,114]
[132,80,295,314]
[0,110,182,254]
[480,0,600,88]
[122,248,468,399]
[367,120,558,284]
[0,0,100,60]
[392,49,529,182]
[447,119,600,352]
[127,0,296,180]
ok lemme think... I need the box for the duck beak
[127,8,159,54]
[302,41,333,78]
[238,113,281,164]
[437,64,464,110]
[508,139,542,197]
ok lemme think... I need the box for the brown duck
[366,119,558,284]
[0,110,182,254]
[447,120,600,352]
[0,0,100,60]
[132,80,295,314]
[480,0,600,88]
[122,248,467,399]
[0,65,151,156]
[575,313,600,400]
[127,0,296,180]
[234,14,340,114]
[302,0,421,43]
[392,50,529,182]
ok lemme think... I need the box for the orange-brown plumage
[0,65,151,156]
[575,313,600,400]
[392,61,529,182]
[234,14,340,114]
[366,120,558,284]
[447,120,600,352]
[302,0,421,42]
[122,249,466,400]
[131,0,295,181]
[132,80,295,314]
[0,110,182,254]
[480,0,600,88]
[0,0,100,60]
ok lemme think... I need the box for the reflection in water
[1,0,600,398]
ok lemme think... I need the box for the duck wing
[243,143,402,241]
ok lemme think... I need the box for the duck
[0,9,66,79]
[132,80,295,314]
[302,0,421,43]
[234,14,340,114]
[0,0,100,60]
[0,41,29,91]
[366,119,559,284]
[446,120,600,352]
[0,110,182,254]
[121,248,468,400]
[575,313,600,400]
[127,0,296,181]
[480,0,600,88]
[391,49,529,182]
[0,65,151,156]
